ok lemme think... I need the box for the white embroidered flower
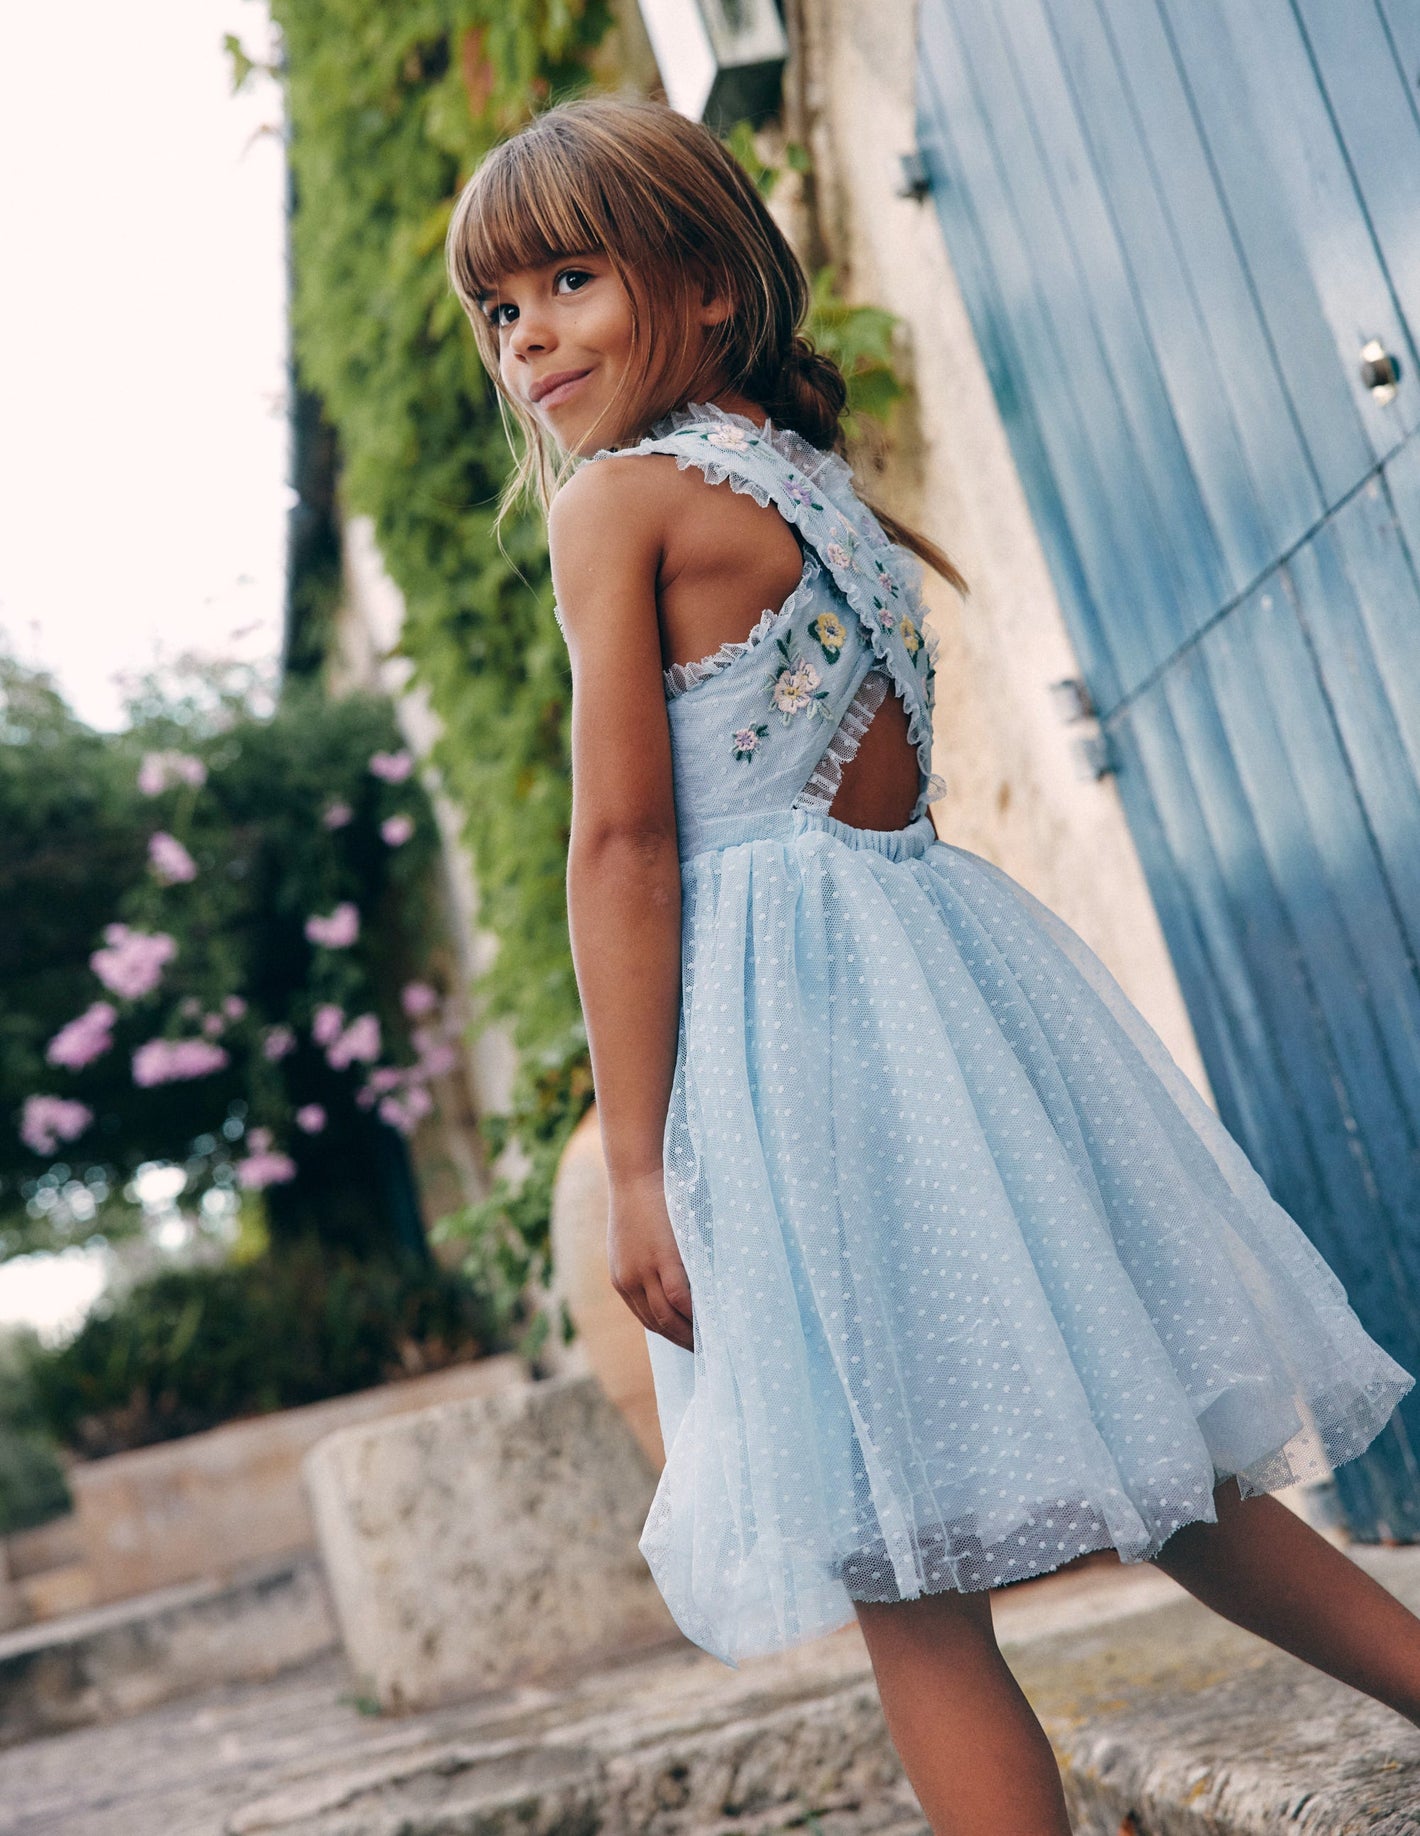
[771,658,822,716]
[707,424,751,451]
[825,541,853,570]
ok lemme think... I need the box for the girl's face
[478,250,734,455]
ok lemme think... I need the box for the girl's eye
[485,268,592,330]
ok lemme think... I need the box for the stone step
[1,1547,1417,1833]
[0,1550,336,1746]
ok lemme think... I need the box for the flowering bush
[0,652,457,1261]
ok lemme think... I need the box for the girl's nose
[509,306,552,358]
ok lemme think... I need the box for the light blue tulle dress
[570,400,1414,1669]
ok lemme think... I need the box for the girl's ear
[697,269,735,327]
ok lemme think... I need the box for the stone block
[302,1371,681,1711]
[69,1353,526,1603]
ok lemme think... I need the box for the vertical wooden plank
[928,0,1186,696]
[915,11,1131,707]
[1286,475,1420,969]
[1153,0,1395,500]
[910,63,1120,710]
[1085,0,1323,565]
[1292,0,1420,352]
[993,0,1234,635]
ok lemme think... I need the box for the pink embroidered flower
[91,925,177,1000]
[295,1104,327,1134]
[380,813,415,847]
[368,749,413,783]
[706,424,751,451]
[235,1150,297,1190]
[311,1004,345,1047]
[321,799,353,830]
[825,542,853,571]
[262,1024,296,1061]
[131,1037,229,1086]
[731,724,767,761]
[327,1012,381,1069]
[148,831,197,885]
[400,980,439,1018]
[46,1001,117,1070]
[305,902,359,948]
[138,750,207,796]
[21,1095,94,1157]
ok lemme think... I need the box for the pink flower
[368,749,413,783]
[295,1104,327,1134]
[138,750,207,795]
[246,1125,274,1153]
[20,1095,94,1157]
[304,902,359,949]
[378,1084,434,1135]
[222,995,247,1020]
[327,1012,380,1069]
[311,1004,345,1047]
[262,1024,296,1061]
[380,813,414,847]
[201,1012,226,1038]
[46,1001,117,1070]
[147,831,197,885]
[131,1037,229,1087]
[91,925,177,1000]
[355,1085,377,1109]
[321,800,353,830]
[235,1150,297,1190]
[416,1039,459,1079]
[400,980,439,1018]
[365,1065,407,1095]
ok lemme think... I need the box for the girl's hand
[607,1169,694,1351]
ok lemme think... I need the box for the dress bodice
[565,401,945,858]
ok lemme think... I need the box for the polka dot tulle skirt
[640,811,1415,1667]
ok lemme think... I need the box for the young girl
[447,94,1420,1835]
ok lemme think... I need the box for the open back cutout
[795,669,923,831]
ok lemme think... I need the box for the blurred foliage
[0,648,440,1260]
[21,1242,510,1459]
[261,7,908,1336]
[0,1327,71,1535]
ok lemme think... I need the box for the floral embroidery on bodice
[562,401,946,858]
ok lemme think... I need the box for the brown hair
[446,93,968,595]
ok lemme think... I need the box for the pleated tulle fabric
[574,404,1414,1669]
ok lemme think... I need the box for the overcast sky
[0,0,288,733]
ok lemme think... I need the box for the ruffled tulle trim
[663,555,824,700]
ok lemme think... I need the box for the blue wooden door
[916,0,1420,1535]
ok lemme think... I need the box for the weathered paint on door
[916,0,1420,1534]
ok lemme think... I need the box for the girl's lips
[537,369,591,410]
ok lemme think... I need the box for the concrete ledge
[0,1550,336,1745]
[1006,1544,1420,1835]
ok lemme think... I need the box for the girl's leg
[1151,1475,1420,1726]
[853,1585,1073,1836]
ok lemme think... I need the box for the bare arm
[550,457,693,1351]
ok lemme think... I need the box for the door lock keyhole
[1360,338,1400,404]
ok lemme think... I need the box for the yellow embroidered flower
[899,615,922,655]
[809,610,847,660]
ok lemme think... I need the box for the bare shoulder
[548,452,683,563]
